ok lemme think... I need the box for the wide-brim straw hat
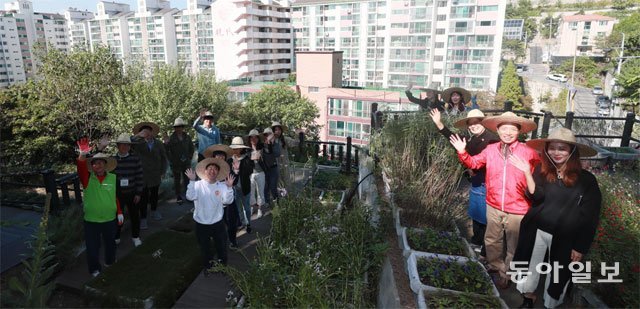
[454,109,486,129]
[271,121,287,132]
[204,144,232,158]
[87,153,117,172]
[173,117,187,127]
[263,127,273,135]
[247,129,260,137]
[115,133,133,144]
[133,121,160,136]
[482,111,537,134]
[526,127,597,157]
[442,87,472,103]
[196,157,229,182]
[229,136,250,149]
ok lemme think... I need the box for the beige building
[555,14,616,57]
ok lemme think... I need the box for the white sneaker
[114,238,121,245]
[256,209,263,218]
[91,270,100,278]
[133,237,142,247]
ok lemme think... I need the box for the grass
[86,230,201,308]
[311,170,355,191]
[425,290,502,309]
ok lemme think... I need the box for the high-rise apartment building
[291,0,505,91]
[211,0,294,82]
[128,0,179,66]
[88,2,133,60]
[0,16,26,86]
[174,0,215,74]
[65,8,94,48]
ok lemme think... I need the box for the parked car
[546,73,568,82]
[595,95,609,104]
[598,98,612,108]
[597,108,610,117]
[592,86,604,95]
[516,64,527,73]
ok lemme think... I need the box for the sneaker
[470,244,482,254]
[256,209,263,218]
[140,218,148,230]
[246,225,252,234]
[114,238,121,245]
[91,270,100,278]
[132,237,142,247]
[176,197,183,205]
[151,211,163,221]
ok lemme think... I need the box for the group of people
[76,110,292,277]
[419,86,602,308]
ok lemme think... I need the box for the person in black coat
[509,128,601,308]
[430,108,499,258]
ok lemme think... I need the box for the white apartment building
[128,0,179,66]
[555,14,616,57]
[65,8,94,48]
[0,16,26,87]
[211,0,294,82]
[174,0,215,74]
[89,2,133,60]
[291,0,506,91]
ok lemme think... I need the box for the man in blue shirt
[193,109,221,161]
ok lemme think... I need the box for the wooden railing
[1,170,81,212]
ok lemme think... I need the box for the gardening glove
[117,214,124,225]
[97,135,110,151]
[76,138,92,155]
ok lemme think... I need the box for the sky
[1,0,189,14]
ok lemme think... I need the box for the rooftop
[562,14,615,22]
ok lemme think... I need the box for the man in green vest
[76,138,124,277]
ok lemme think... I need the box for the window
[309,86,319,92]
[598,21,608,26]
[479,21,495,26]
[478,5,499,12]
[434,55,443,61]
[437,15,447,21]
[436,28,445,34]
[435,42,444,48]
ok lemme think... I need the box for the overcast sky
[1,0,189,14]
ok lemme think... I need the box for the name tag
[120,178,129,187]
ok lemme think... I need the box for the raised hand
[199,108,207,118]
[76,137,92,155]
[117,214,124,225]
[98,135,110,151]
[429,108,443,128]
[185,168,197,181]
[449,134,467,154]
[232,159,240,171]
[224,173,236,188]
[509,155,531,174]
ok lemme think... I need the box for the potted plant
[417,290,507,309]
[400,226,473,257]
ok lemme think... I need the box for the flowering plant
[417,256,494,295]
[587,167,639,308]
[408,227,468,257]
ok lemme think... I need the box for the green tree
[244,84,320,135]
[502,39,526,60]
[497,61,524,109]
[108,65,230,136]
[606,11,640,58]
[612,0,635,10]
[616,58,640,111]
[557,57,603,87]
[539,16,560,39]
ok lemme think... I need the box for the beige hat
[87,153,117,172]
[173,117,187,127]
[527,127,597,157]
[133,121,160,136]
[247,129,260,137]
[482,111,537,134]
[204,144,232,158]
[203,111,214,119]
[195,157,229,182]
[442,87,472,103]
[271,121,287,132]
[229,136,250,149]
[454,109,486,129]
[115,133,133,144]
[263,127,273,135]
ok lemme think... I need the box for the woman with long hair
[509,128,601,308]
[442,87,471,115]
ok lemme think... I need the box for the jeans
[472,219,487,257]
[235,185,252,226]
[84,219,117,274]
[115,191,140,239]
[264,165,279,204]
[140,185,159,219]
[249,171,265,207]
[195,220,227,268]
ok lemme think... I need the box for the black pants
[84,219,116,274]
[197,153,206,162]
[115,191,140,239]
[472,219,487,257]
[140,185,159,219]
[264,165,279,204]
[224,200,241,246]
[172,168,190,198]
[195,220,227,268]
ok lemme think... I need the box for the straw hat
[132,121,160,136]
[195,157,229,182]
[247,129,260,137]
[263,127,273,135]
[454,109,486,129]
[87,153,117,172]
[115,133,133,144]
[482,111,537,134]
[229,136,250,149]
[173,117,187,127]
[203,144,232,158]
[442,87,471,103]
[271,121,287,132]
[203,111,214,119]
[526,127,597,157]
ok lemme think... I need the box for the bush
[48,205,84,270]
[311,170,355,190]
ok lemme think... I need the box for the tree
[606,11,640,58]
[539,16,560,39]
[616,58,640,110]
[612,0,635,10]
[502,39,526,60]
[557,57,603,87]
[244,84,320,135]
[497,61,524,109]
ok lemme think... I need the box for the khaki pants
[485,205,524,279]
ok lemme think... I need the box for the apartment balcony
[449,13,475,19]
[449,26,474,33]
[445,69,491,76]
[251,31,292,39]
[249,62,292,72]
[447,55,493,62]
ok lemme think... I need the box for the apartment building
[65,8,94,48]
[88,2,133,60]
[211,0,294,82]
[555,14,616,57]
[174,0,215,74]
[291,0,506,91]
[128,0,179,66]
[0,16,26,86]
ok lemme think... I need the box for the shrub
[311,170,355,191]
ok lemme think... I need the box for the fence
[371,101,639,147]
[0,170,81,212]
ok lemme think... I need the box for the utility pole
[616,32,625,75]
[570,26,578,89]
